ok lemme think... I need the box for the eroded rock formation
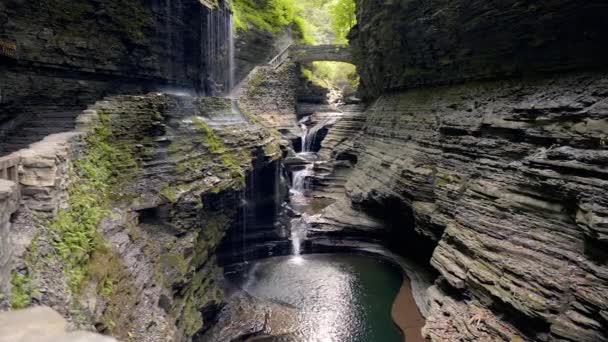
[0,0,234,153]
[321,1,608,341]
[2,94,281,341]
[339,72,608,341]
[350,0,608,99]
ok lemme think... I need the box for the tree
[328,0,356,44]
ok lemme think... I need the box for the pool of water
[229,253,404,342]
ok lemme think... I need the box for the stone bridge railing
[267,44,354,69]
[0,155,20,183]
[288,44,353,64]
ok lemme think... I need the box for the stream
[229,254,404,341]
[211,109,430,341]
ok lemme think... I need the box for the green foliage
[50,113,137,292]
[231,0,357,46]
[302,62,359,91]
[10,273,37,309]
[231,0,315,44]
[328,0,357,43]
[232,0,294,33]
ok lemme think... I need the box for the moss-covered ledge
[7,94,282,341]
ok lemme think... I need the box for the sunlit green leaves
[231,0,357,45]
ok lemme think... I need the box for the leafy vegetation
[328,0,357,44]
[10,273,37,309]
[302,62,359,92]
[50,113,137,292]
[231,0,356,45]
[231,0,358,90]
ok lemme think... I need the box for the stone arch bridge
[269,44,354,67]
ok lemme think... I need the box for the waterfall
[166,0,173,80]
[290,217,307,256]
[288,163,314,257]
[290,164,313,196]
[300,123,308,152]
[201,2,233,96]
[228,13,235,93]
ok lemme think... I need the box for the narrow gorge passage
[1,1,607,342]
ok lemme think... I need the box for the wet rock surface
[328,70,608,341]
[4,94,282,342]
[351,0,608,99]
[0,0,234,151]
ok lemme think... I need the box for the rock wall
[235,29,293,86]
[0,178,18,310]
[350,0,608,99]
[342,1,608,340]
[237,62,299,136]
[333,70,608,341]
[0,0,233,125]
[3,94,281,341]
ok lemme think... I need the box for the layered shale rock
[350,0,608,99]
[237,62,299,136]
[340,1,608,340]
[331,71,608,341]
[0,0,233,153]
[4,94,281,341]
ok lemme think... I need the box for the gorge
[1,1,607,342]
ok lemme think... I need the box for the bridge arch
[288,45,354,64]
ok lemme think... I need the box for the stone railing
[0,106,97,308]
[268,44,293,69]
[0,155,20,183]
[288,44,353,64]
[267,44,354,69]
[0,178,19,309]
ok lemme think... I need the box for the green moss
[161,186,179,203]
[192,117,226,154]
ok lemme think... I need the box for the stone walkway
[0,307,117,342]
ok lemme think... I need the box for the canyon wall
[350,0,608,99]
[0,0,233,126]
[341,1,608,341]
[344,72,608,342]
[2,94,281,341]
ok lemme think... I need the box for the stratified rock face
[6,94,281,342]
[350,0,608,99]
[341,71,608,341]
[238,62,299,134]
[0,0,232,123]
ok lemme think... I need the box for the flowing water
[229,254,404,342]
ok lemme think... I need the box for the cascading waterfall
[166,0,173,80]
[201,2,234,96]
[300,123,308,152]
[228,14,235,94]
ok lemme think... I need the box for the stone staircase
[0,109,81,155]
